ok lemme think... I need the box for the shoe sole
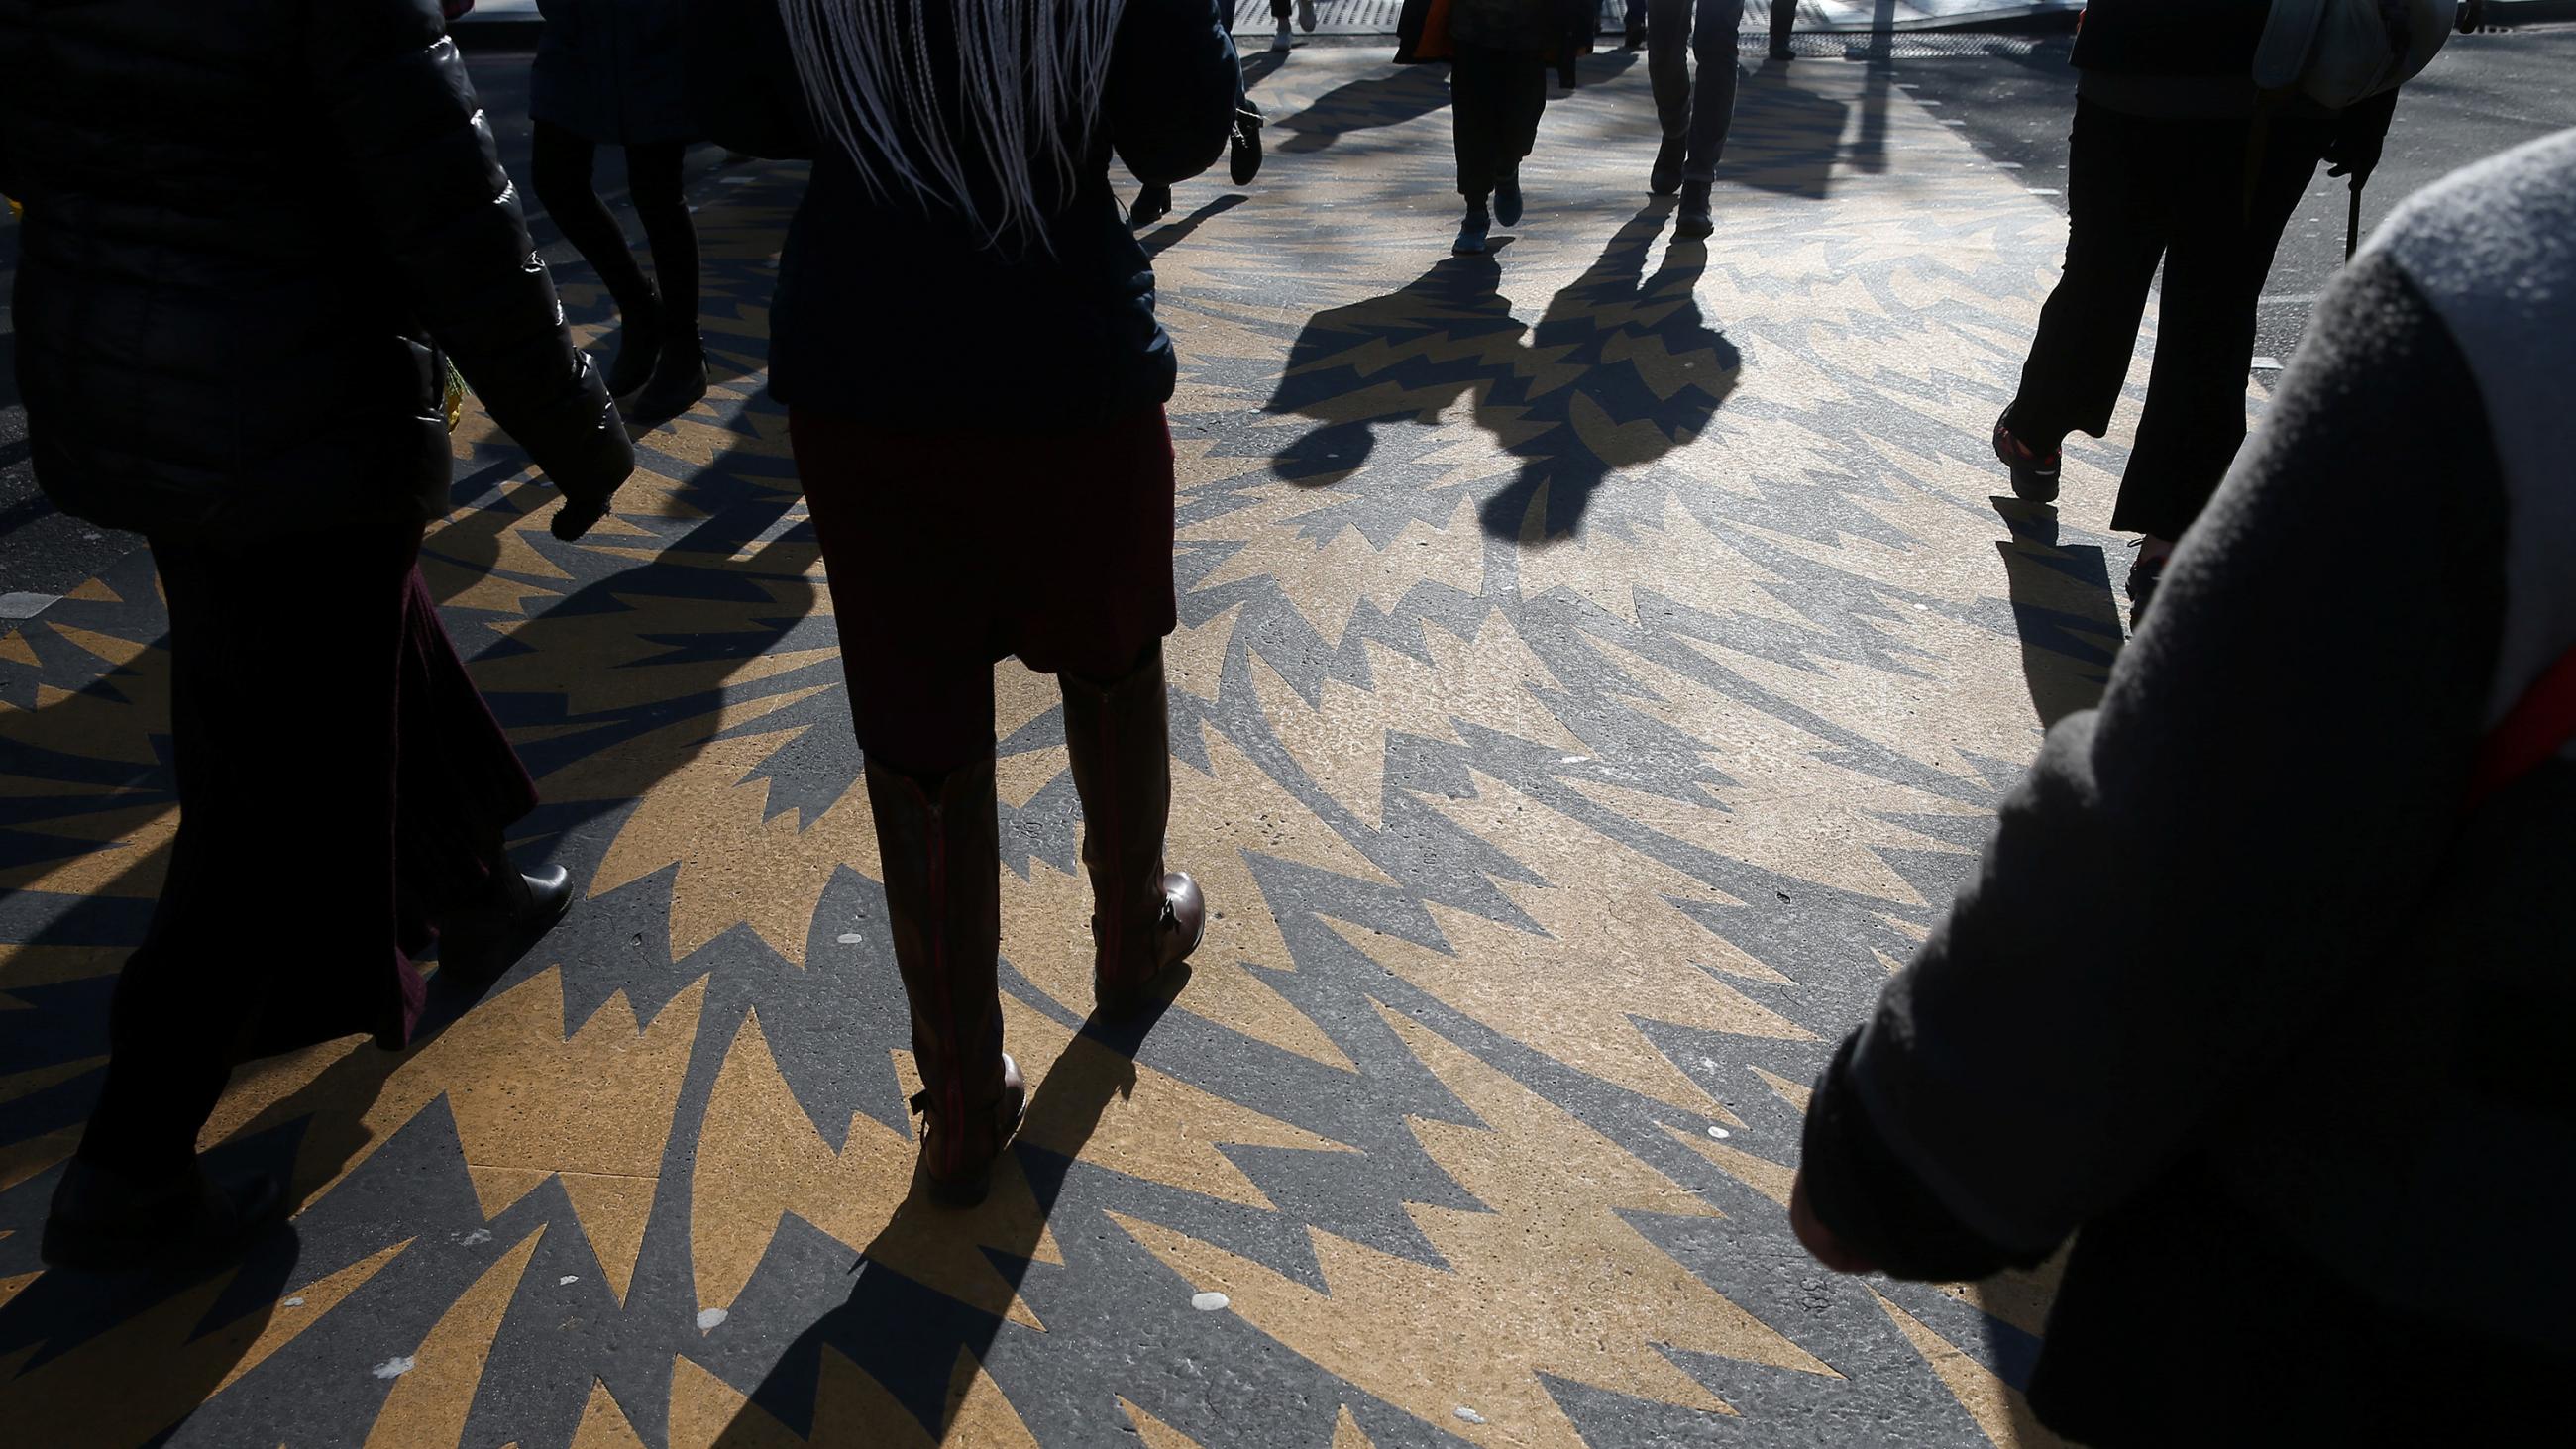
[1674,219,1714,240]
[2007,466,2061,503]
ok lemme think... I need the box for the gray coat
[530,0,697,145]
[1803,128,2576,1441]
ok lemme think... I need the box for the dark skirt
[528,0,699,147]
[75,520,536,1178]
[790,406,1179,773]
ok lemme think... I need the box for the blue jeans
[1649,0,1747,181]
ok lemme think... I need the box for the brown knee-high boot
[1060,642,1208,1018]
[863,752,1025,1206]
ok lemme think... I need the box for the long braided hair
[776,0,1128,245]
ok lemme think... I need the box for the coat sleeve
[1106,0,1240,187]
[688,0,816,160]
[302,0,632,506]
[1801,253,2512,1272]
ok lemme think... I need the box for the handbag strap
[2466,641,2576,810]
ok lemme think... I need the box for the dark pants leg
[1769,0,1794,53]
[621,142,700,340]
[1649,0,1747,179]
[2007,103,2175,456]
[2111,117,2329,539]
[529,121,658,317]
[76,522,534,1181]
[1450,44,1549,199]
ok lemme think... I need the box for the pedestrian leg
[1647,0,1694,192]
[2111,118,2328,541]
[793,411,1021,1206]
[1682,0,1748,181]
[1769,0,1795,59]
[2008,103,2174,451]
[529,120,663,397]
[620,141,708,418]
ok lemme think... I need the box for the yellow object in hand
[443,356,468,432]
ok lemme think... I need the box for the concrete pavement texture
[0,27,2568,1449]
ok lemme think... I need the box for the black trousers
[528,120,699,332]
[2007,100,2331,540]
[1450,42,1548,199]
[76,522,535,1181]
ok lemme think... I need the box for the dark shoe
[439,862,575,983]
[1651,136,1685,196]
[1230,103,1265,186]
[43,1158,286,1272]
[1770,39,1794,61]
[1453,199,1491,256]
[1298,0,1317,32]
[1626,17,1647,49]
[604,296,665,398]
[1128,183,1172,230]
[1674,179,1714,239]
[1494,168,1524,228]
[624,332,707,422]
[864,754,1020,1205]
[1060,643,1207,1020]
[1993,413,2063,503]
[1271,17,1292,50]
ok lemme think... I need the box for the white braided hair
[777,0,1128,245]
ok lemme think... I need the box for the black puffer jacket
[0,0,630,543]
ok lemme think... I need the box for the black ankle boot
[1494,166,1524,228]
[624,330,707,422]
[1453,197,1491,256]
[439,856,575,984]
[1651,136,1685,196]
[1675,179,1714,240]
[605,296,665,398]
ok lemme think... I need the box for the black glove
[546,397,636,541]
[2324,88,2399,190]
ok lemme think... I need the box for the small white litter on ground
[559,1276,580,1287]
[281,1297,305,1308]
[2251,357,2286,371]
[2027,187,2063,196]
[1191,1292,1231,1312]
[1707,1126,1732,1140]
[1454,1407,1487,1425]
[837,933,864,945]
[1558,755,1589,765]
[455,1228,492,1247]
[373,1356,416,1380]
[698,1307,730,1331]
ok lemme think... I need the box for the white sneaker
[1297,0,1318,32]
[1271,17,1292,49]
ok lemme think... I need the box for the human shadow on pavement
[1142,193,1248,257]
[1266,204,1739,546]
[708,989,1184,1446]
[1273,63,1452,155]
[1990,497,2124,725]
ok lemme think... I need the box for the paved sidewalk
[1,44,2141,1449]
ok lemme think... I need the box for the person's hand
[1789,1168,1879,1275]
[2324,128,2384,190]
[548,403,635,541]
